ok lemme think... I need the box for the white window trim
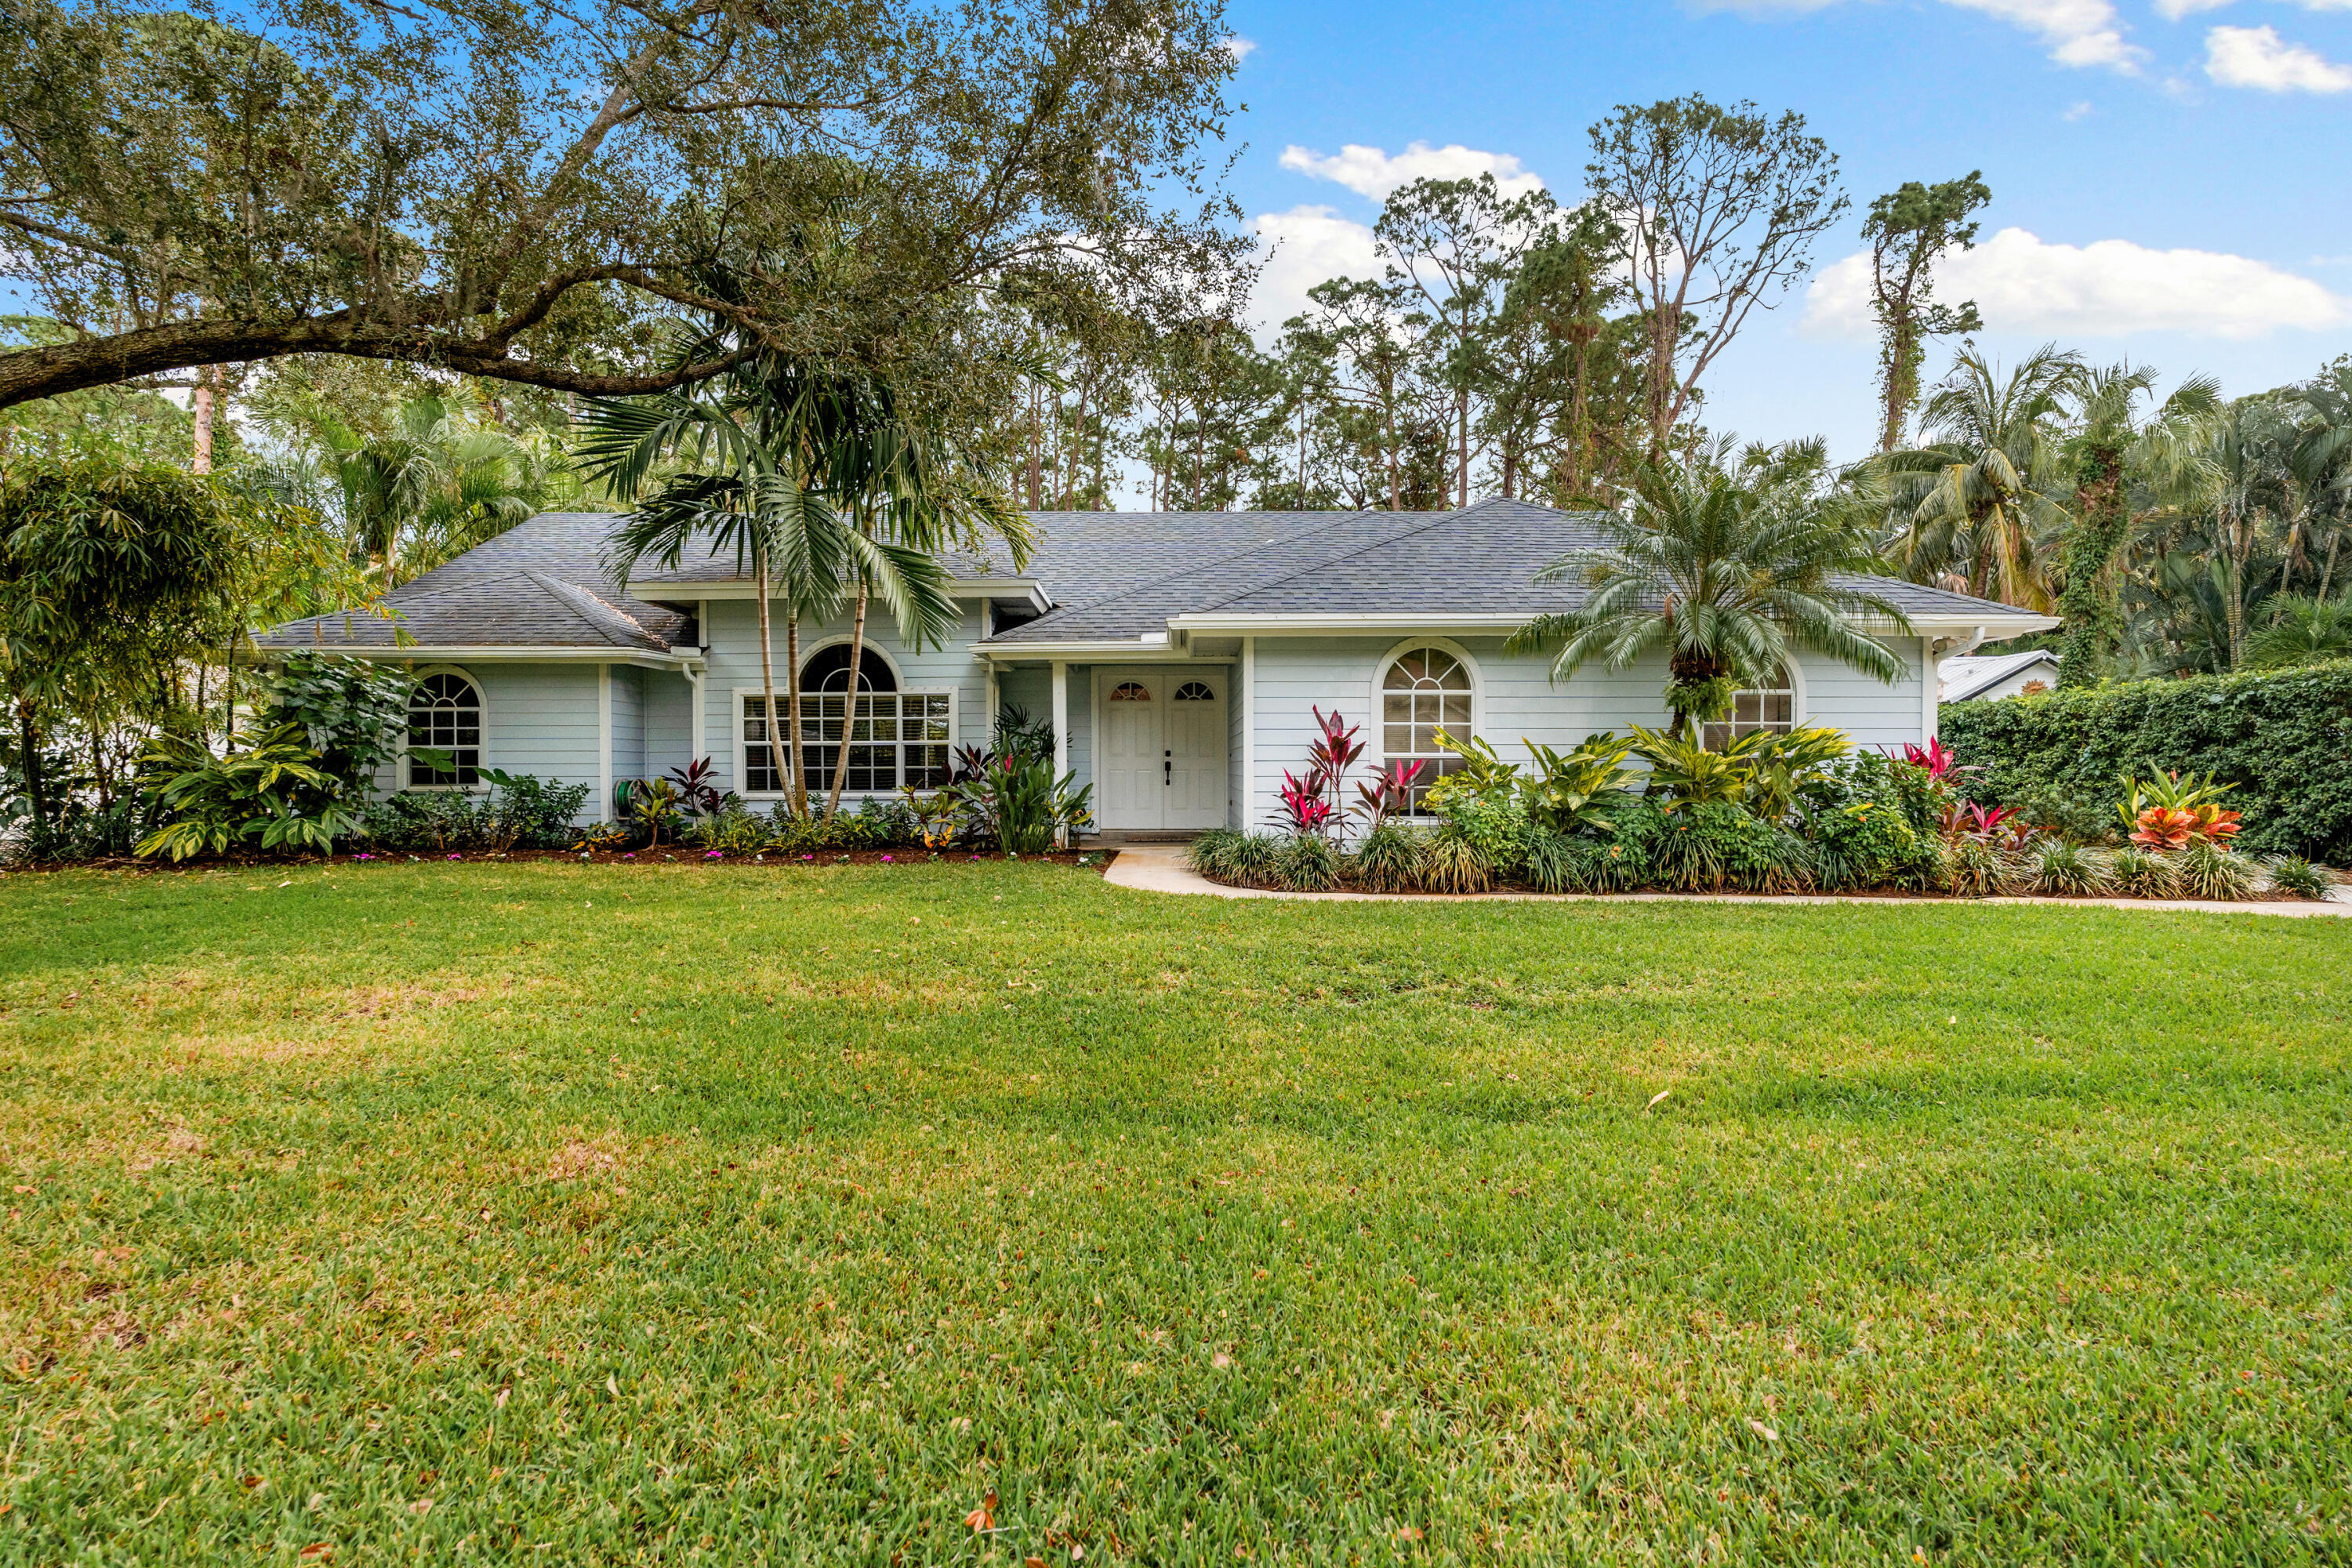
[1370,638,1481,812]
[1704,660,1811,745]
[730,683,956,800]
[398,663,488,793]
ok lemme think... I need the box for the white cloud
[1693,0,2143,67]
[2158,0,2352,16]
[2063,98,2095,118]
[1803,226,2352,340]
[1250,205,1385,336]
[2204,24,2352,89]
[1224,35,1257,60]
[1276,142,1547,201]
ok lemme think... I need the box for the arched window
[1109,681,1152,702]
[1173,681,1215,702]
[1380,646,1473,813]
[755,643,949,796]
[407,671,483,787]
[1701,665,1795,750]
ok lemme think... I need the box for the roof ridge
[995,510,1392,633]
[524,569,663,651]
[1188,503,1543,615]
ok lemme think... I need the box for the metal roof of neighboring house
[254,501,2057,656]
[1940,648,2061,700]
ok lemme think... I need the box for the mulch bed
[2,848,1114,876]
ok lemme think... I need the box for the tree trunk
[2319,530,2341,603]
[825,580,869,819]
[1455,387,1470,508]
[190,365,220,474]
[16,698,47,833]
[754,546,786,815]
[785,612,808,816]
[2056,454,2125,688]
[1025,383,1042,509]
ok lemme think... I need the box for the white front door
[1095,667,1229,830]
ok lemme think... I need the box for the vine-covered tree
[1861,172,1991,455]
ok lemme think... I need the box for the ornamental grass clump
[1419,826,1494,894]
[2175,838,2258,901]
[2026,837,2111,898]
[2267,855,2335,900]
[1276,832,1341,892]
[2108,845,2181,900]
[1188,829,1287,888]
[1350,822,1425,893]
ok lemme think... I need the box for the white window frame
[1701,661,1809,749]
[1370,637,1481,815]
[731,683,957,800]
[399,664,488,793]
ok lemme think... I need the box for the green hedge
[1940,659,2352,862]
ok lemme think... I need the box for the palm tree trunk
[2320,530,2341,603]
[825,581,869,819]
[786,612,808,816]
[754,545,786,815]
[16,697,46,833]
[190,365,220,474]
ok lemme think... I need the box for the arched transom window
[407,671,483,787]
[1109,681,1152,702]
[1701,665,1795,750]
[743,644,949,797]
[1173,681,1214,702]
[1381,647,1472,813]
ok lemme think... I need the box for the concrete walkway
[1102,843,2352,916]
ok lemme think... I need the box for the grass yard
[2,861,2348,1565]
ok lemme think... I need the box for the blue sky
[1218,0,2352,460]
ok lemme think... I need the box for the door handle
[1163,752,1172,786]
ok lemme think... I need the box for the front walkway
[1102,844,2352,916]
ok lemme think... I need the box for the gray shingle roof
[254,499,2052,654]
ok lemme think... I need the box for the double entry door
[1096,666,1229,831]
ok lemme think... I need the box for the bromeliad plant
[2118,768,2241,849]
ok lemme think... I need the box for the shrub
[2026,837,2110,897]
[852,795,918,848]
[1189,829,1287,888]
[2108,845,2180,899]
[1937,835,2005,898]
[1420,825,1494,894]
[2009,782,2115,846]
[1350,821,1425,893]
[1646,800,1800,892]
[361,772,590,852]
[2268,855,2335,900]
[1276,831,1341,892]
[136,724,360,860]
[1430,791,1531,882]
[1940,660,2352,862]
[694,807,771,855]
[2175,839,2258,901]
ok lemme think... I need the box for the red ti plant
[1276,769,1337,836]
[1899,735,1973,782]
[1940,800,2034,847]
[1354,759,1424,829]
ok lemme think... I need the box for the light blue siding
[611,666,644,786]
[1243,633,1930,818]
[697,600,989,800]
[998,666,1051,741]
[644,665,695,772]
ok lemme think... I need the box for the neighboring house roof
[253,499,2056,657]
[1940,649,2060,701]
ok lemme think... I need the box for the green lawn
[2,861,2347,1565]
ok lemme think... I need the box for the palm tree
[1505,441,1914,742]
[2241,592,2352,670]
[580,358,850,816]
[2053,364,2221,687]
[1880,346,2080,609]
[2292,365,2352,601]
[254,393,566,586]
[813,382,1029,818]
[2202,401,2299,669]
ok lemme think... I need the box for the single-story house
[1939,648,2061,702]
[256,498,2055,833]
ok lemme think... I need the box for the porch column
[1920,636,1937,743]
[597,663,615,822]
[688,663,706,768]
[1240,636,1256,831]
[1051,661,1069,776]
[984,659,1000,745]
